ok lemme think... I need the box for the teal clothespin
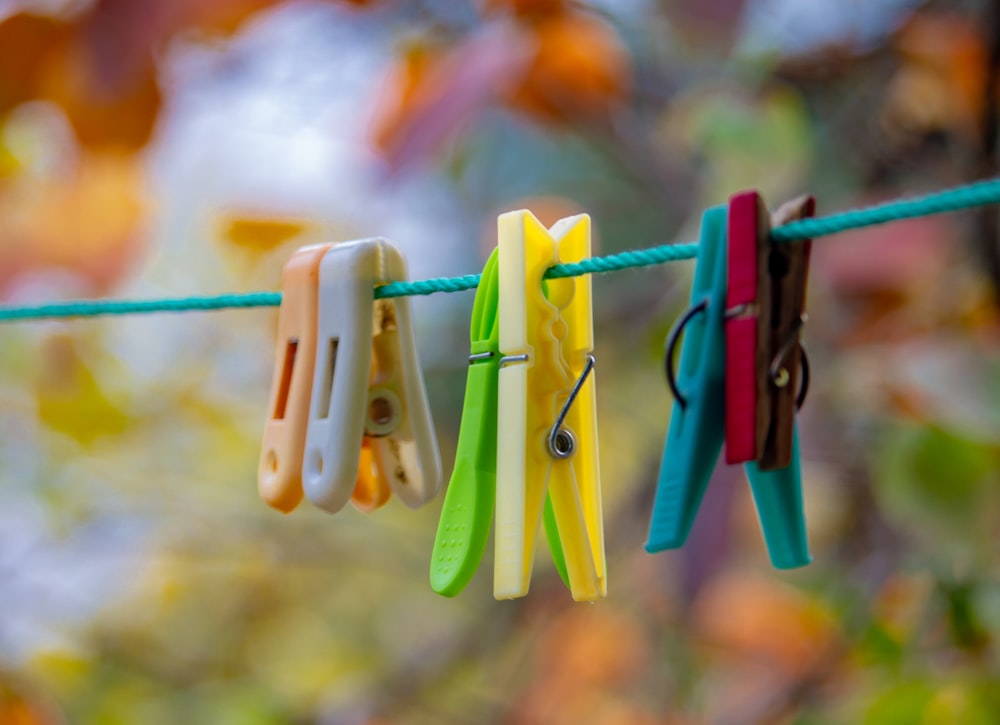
[430,249,569,596]
[646,207,728,552]
[646,204,811,569]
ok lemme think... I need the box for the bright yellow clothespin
[494,211,605,601]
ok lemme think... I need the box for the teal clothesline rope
[2,177,999,322]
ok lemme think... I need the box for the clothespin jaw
[495,210,604,602]
[430,249,502,597]
[723,190,814,569]
[351,440,393,513]
[302,239,442,514]
[646,207,728,553]
[745,429,810,569]
[259,243,334,513]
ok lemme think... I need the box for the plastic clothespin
[430,248,569,598]
[259,243,406,514]
[646,207,728,555]
[302,239,442,514]
[259,243,333,513]
[724,191,814,470]
[495,211,604,602]
[646,203,812,569]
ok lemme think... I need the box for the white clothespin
[302,239,442,513]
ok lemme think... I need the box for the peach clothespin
[259,243,333,513]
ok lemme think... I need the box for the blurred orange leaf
[885,11,989,140]
[692,571,838,677]
[512,607,654,725]
[0,679,62,725]
[0,14,71,115]
[0,153,147,295]
[38,36,161,152]
[506,9,632,125]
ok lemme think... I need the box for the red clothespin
[724,191,814,470]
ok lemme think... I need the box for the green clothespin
[430,249,568,596]
[645,205,810,569]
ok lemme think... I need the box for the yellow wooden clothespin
[494,211,605,601]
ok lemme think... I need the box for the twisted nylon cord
[1,177,998,321]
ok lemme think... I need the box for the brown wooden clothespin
[724,191,815,471]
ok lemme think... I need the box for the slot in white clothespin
[302,239,442,513]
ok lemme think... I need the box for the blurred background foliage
[0,0,999,722]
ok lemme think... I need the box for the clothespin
[259,243,399,514]
[646,200,813,569]
[495,211,604,602]
[646,207,728,554]
[430,248,569,598]
[259,243,333,513]
[724,191,814,470]
[301,239,442,514]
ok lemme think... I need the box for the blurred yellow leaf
[33,336,131,445]
[922,684,994,725]
[217,214,310,253]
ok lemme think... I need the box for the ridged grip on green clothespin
[430,250,501,596]
[430,250,568,596]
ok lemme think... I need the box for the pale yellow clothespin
[494,211,605,601]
